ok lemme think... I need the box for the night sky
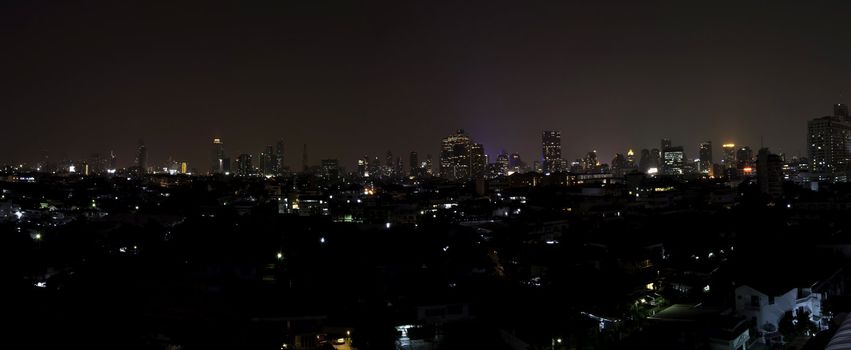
[4,1,851,169]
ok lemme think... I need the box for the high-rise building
[835,103,849,118]
[470,143,486,178]
[662,146,685,175]
[135,140,148,173]
[736,146,754,172]
[357,156,369,177]
[274,140,285,175]
[424,154,433,176]
[440,129,474,180]
[626,149,636,167]
[236,153,253,176]
[321,159,340,180]
[582,151,598,172]
[699,141,713,175]
[722,143,736,169]
[409,151,419,177]
[757,148,783,197]
[808,105,851,181]
[639,149,652,173]
[211,138,225,174]
[541,130,562,173]
[261,145,274,175]
[509,153,524,174]
[495,151,509,176]
[385,150,394,177]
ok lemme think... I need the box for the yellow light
[722,143,735,148]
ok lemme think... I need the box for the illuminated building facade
[699,141,713,175]
[211,138,226,174]
[808,106,851,181]
[662,146,685,175]
[541,130,562,173]
[440,129,474,180]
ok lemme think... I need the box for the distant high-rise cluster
[440,129,486,180]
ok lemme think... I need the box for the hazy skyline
[4,1,851,169]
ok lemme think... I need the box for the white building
[734,284,826,342]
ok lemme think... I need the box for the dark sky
[4,0,851,170]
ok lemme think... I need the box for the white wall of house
[734,285,823,333]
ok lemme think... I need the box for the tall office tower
[424,154,434,176]
[370,156,381,177]
[357,156,368,177]
[469,143,486,178]
[409,151,419,177]
[650,148,662,169]
[236,153,253,176]
[722,143,737,169]
[262,144,274,175]
[541,130,562,173]
[496,151,510,176]
[736,146,754,171]
[321,159,340,180]
[395,156,404,177]
[274,140,285,175]
[611,153,627,177]
[662,146,685,175]
[626,149,636,167]
[835,103,849,119]
[757,148,783,197]
[509,153,524,173]
[385,150,394,177]
[301,144,308,172]
[211,138,225,174]
[440,129,474,180]
[660,138,671,159]
[808,105,851,181]
[639,149,652,173]
[698,141,713,175]
[582,151,598,172]
[135,140,148,173]
[109,151,118,171]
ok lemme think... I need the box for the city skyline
[5,1,851,168]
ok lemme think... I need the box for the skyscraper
[496,151,509,176]
[321,159,340,180]
[440,129,473,180]
[698,141,713,175]
[722,143,736,169]
[261,144,274,175]
[541,130,562,173]
[236,153,253,176]
[662,146,685,175]
[470,143,486,178]
[509,153,524,174]
[274,140,285,175]
[806,104,851,182]
[211,138,225,174]
[135,140,148,173]
[409,151,418,177]
[757,148,783,197]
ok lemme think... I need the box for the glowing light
[277,252,283,259]
[647,167,658,175]
[385,222,391,229]
[14,211,23,219]
[68,165,76,173]
[320,237,326,244]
